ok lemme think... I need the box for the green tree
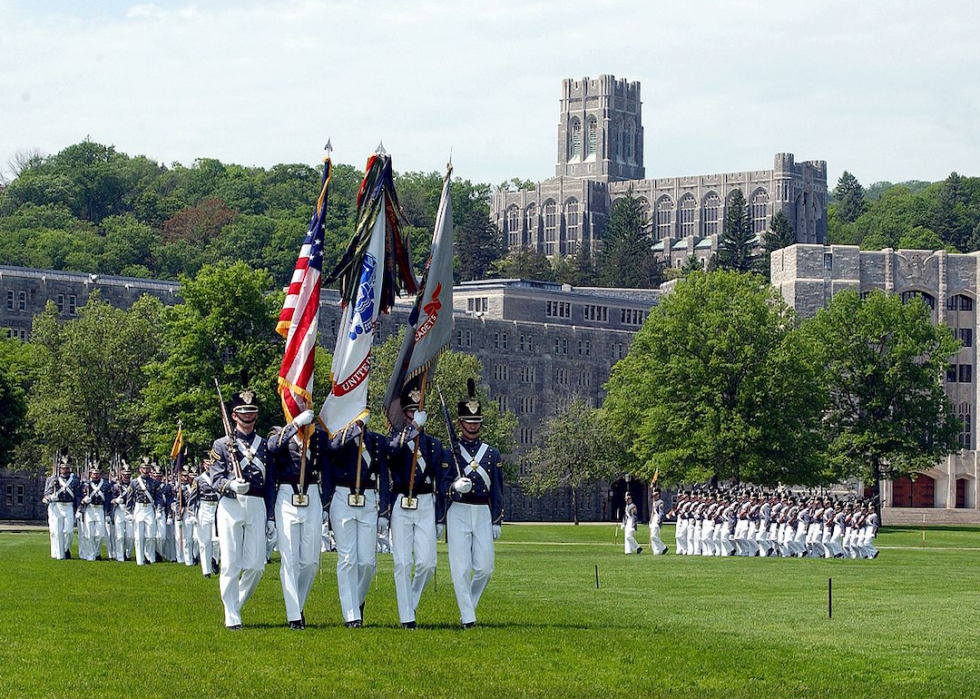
[597,188,662,288]
[604,270,827,486]
[490,245,554,281]
[27,292,163,465]
[759,210,796,280]
[717,189,756,273]
[835,171,867,224]
[0,339,28,468]
[802,289,961,490]
[142,261,284,460]
[523,395,625,524]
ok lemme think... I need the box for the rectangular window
[520,397,535,414]
[520,428,534,445]
[583,304,609,322]
[4,485,11,506]
[501,332,508,350]
[497,395,509,412]
[947,365,958,383]
[18,291,27,311]
[521,366,535,383]
[57,294,65,313]
[493,364,510,381]
[546,301,571,319]
[68,295,77,316]
[519,334,534,352]
[960,364,973,383]
[578,370,592,387]
[456,329,472,348]
[6,291,14,310]
[555,368,569,385]
[467,297,488,313]
[621,308,644,326]
[554,337,568,355]
[16,485,24,505]
[824,253,833,271]
[959,328,974,348]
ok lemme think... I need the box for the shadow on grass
[884,525,980,533]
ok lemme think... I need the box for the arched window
[586,116,598,156]
[958,401,972,450]
[635,197,651,219]
[543,200,558,256]
[900,290,936,310]
[702,193,720,236]
[751,189,770,234]
[565,198,580,254]
[505,205,521,247]
[569,118,582,159]
[625,119,635,163]
[679,194,696,239]
[525,204,538,242]
[654,195,673,241]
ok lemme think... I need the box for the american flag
[277,159,331,426]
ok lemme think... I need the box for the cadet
[79,461,111,561]
[383,379,445,628]
[210,386,273,630]
[152,462,176,563]
[110,462,135,562]
[42,456,79,560]
[132,457,161,565]
[177,464,199,568]
[324,415,388,628]
[623,493,640,554]
[266,408,323,630]
[648,489,667,555]
[442,379,504,628]
[195,454,221,578]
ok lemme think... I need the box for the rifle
[436,385,464,480]
[214,379,244,480]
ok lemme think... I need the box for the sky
[1,0,978,189]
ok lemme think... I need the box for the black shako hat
[400,376,423,412]
[457,378,483,423]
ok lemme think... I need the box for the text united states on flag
[277,160,331,425]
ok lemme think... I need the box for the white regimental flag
[319,199,387,436]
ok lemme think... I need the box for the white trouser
[217,494,267,627]
[47,502,74,559]
[718,523,734,556]
[197,501,219,575]
[649,520,667,554]
[828,525,843,557]
[746,521,759,556]
[331,487,378,623]
[624,522,638,554]
[793,522,808,555]
[757,522,771,556]
[675,519,688,555]
[133,503,156,565]
[180,514,197,566]
[861,527,878,558]
[276,485,322,623]
[733,519,749,555]
[391,493,437,623]
[447,502,494,625]
[700,522,714,556]
[112,508,133,562]
[691,521,702,555]
[104,514,115,560]
[81,505,106,560]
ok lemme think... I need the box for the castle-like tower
[491,75,828,268]
[556,75,645,182]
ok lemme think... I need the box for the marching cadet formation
[40,376,506,631]
[661,489,880,559]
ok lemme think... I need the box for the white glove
[378,516,389,536]
[413,410,427,429]
[360,413,370,427]
[125,514,134,524]
[436,524,445,539]
[266,520,276,539]
[294,409,315,427]
[188,516,197,527]
[112,497,123,506]
[82,496,91,505]
[453,477,473,494]
[230,479,250,495]
[75,512,82,523]
[166,517,174,526]
[492,524,501,540]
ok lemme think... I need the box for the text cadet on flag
[319,151,417,437]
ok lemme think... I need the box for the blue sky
[2,1,978,189]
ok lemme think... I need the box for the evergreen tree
[759,210,796,279]
[489,245,554,281]
[597,188,663,288]
[835,171,867,223]
[574,241,596,285]
[717,189,756,273]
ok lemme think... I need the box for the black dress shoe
[461,621,476,629]
[636,547,643,554]
[212,560,219,574]
[227,624,243,631]
[204,573,211,579]
[301,611,306,625]
[64,550,72,560]
[288,620,305,630]
[401,621,417,629]
[345,620,363,628]
[95,554,102,561]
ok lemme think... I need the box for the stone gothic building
[490,75,830,269]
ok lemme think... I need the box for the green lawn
[1,524,978,698]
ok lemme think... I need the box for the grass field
[1,524,979,699]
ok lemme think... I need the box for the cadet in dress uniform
[383,379,446,628]
[177,464,200,567]
[195,455,221,577]
[441,380,504,628]
[266,408,324,630]
[110,463,135,562]
[152,462,177,563]
[323,416,388,628]
[648,489,667,555]
[210,387,274,630]
[132,458,162,565]
[79,461,111,560]
[623,493,640,554]
[42,456,79,560]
